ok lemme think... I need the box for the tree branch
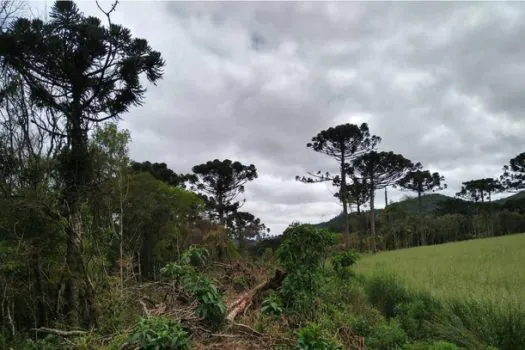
[30,327,87,337]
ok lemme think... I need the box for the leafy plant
[185,275,226,325]
[277,224,337,314]
[365,319,408,350]
[160,246,225,326]
[296,323,343,350]
[128,316,190,350]
[179,245,209,267]
[277,223,337,272]
[261,292,283,317]
[331,250,359,278]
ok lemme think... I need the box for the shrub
[395,296,442,340]
[12,335,64,350]
[365,319,408,350]
[296,323,343,350]
[161,246,225,326]
[185,275,226,325]
[277,224,337,314]
[261,292,283,317]
[128,316,190,350]
[331,250,359,278]
[363,273,410,318]
[178,245,209,267]
[405,340,460,350]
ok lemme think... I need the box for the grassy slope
[354,233,525,306]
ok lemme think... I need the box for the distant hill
[314,190,525,231]
[494,191,525,204]
[388,193,450,215]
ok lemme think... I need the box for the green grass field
[354,233,525,306]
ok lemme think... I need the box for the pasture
[354,233,525,306]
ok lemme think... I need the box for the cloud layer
[51,1,525,234]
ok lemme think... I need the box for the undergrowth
[4,224,524,349]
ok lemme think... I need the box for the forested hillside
[314,191,525,250]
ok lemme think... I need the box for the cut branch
[31,327,87,337]
[226,269,286,322]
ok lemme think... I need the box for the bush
[395,296,442,340]
[11,335,65,350]
[364,273,410,318]
[296,323,343,350]
[348,309,385,338]
[405,340,460,350]
[331,250,359,278]
[365,319,408,350]
[261,292,283,317]
[161,246,226,326]
[128,316,190,350]
[277,223,337,315]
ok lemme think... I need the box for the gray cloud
[62,1,525,234]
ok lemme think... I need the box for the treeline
[316,196,525,252]
[0,1,269,336]
[294,120,524,253]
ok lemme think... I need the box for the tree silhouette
[227,211,269,252]
[352,151,415,251]
[191,159,257,226]
[130,161,195,188]
[456,178,503,204]
[296,123,380,247]
[397,166,447,213]
[501,152,525,192]
[334,174,370,214]
[0,0,164,324]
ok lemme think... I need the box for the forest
[0,1,524,349]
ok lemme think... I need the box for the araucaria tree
[397,166,447,213]
[191,159,258,226]
[456,178,503,204]
[297,123,380,247]
[0,0,164,325]
[501,152,525,192]
[335,174,370,214]
[227,211,269,252]
[352,151,415,251]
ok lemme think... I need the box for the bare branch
[30,327,88,337]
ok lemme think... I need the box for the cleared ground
[354,233,525,306]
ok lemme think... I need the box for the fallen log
[226,269,286,322]
[31,327,87,337]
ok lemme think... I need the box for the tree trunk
[370,180,376,252]
[226,269,286,322]
[32,256,48,327]
[64,209,83,326]
[340,158,350,248]
[63,103,91,326]
[384,187,388,207]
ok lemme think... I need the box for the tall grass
[354,234,525,350]
[355,233,525,306]
[358,272,525,349]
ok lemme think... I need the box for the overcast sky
[33,1,525,234]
